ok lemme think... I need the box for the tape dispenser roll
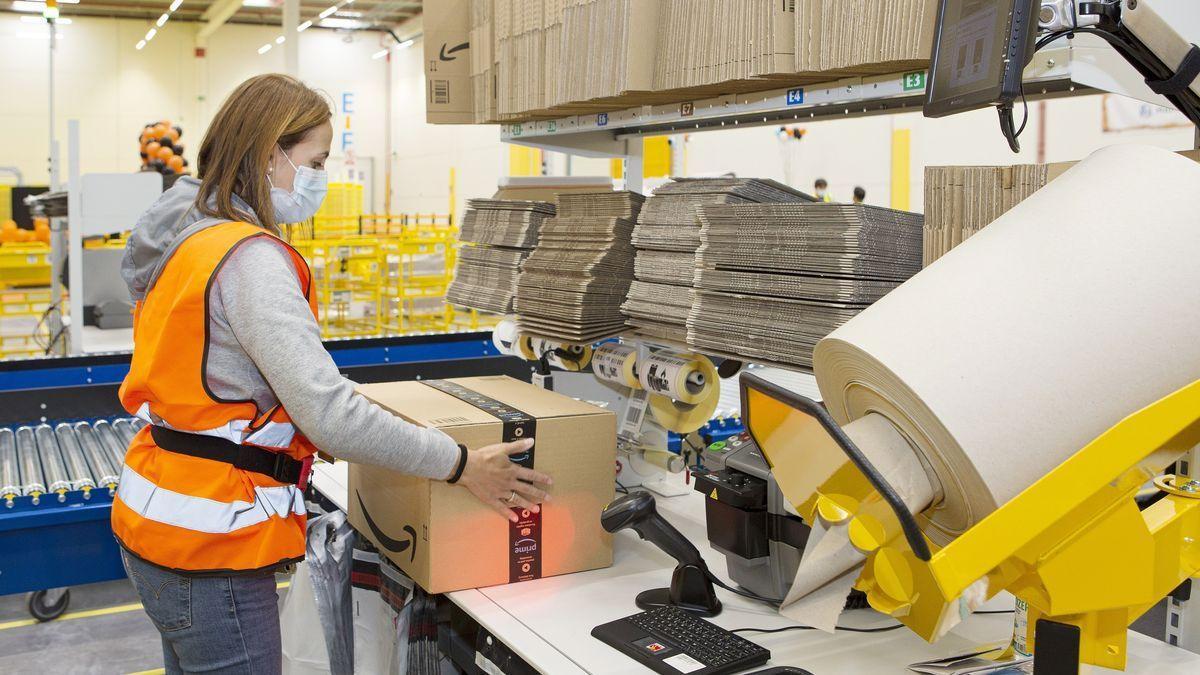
[641,351,720,433]
[529,337,593,371]
[592,343,642,389]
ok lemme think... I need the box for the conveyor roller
[1,428,19,508]
[35,424,72,502]
[54,423,97,498]
[75,422,120,496]
[15,426,46,505]
[92,420,127,470]
[111,418,138,446]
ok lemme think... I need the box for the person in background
[853,186,866,204]
[114,73,552,674]
[814,178,833,202]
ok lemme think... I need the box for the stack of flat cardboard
[515,191,644,341]
[447,199,556,314]
[689,203,923,370]
[794,0,937,76]
[458,0,937,124]
[623,177,811,343]
[922,163,1048,266]
[655,0,796,94]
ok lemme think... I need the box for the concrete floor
[0,579,166,673]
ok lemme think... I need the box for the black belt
[150,425,312,488]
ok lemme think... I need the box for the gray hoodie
[122,177,460,479]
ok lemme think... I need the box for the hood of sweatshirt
[121,176,260,301]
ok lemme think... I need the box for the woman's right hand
[456,438,553,522]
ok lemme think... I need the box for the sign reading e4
[786,88,805,106]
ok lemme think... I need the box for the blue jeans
[121,549,282,675]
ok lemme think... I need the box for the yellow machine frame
[746,375,1200,671]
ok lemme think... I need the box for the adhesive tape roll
[515,335,538,361]
[640,448,685,473]
[639,352,718,405]
[647,385,719,434]
[492,320,521,356]
[540,341,593,371]
[592,343,641,389]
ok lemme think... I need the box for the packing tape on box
[420,380,542,583]
[592,343,641,389]
[777,144,1200,629]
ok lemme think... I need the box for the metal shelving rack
[497,39,1165,192]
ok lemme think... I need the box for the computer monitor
[924,0,1039,118]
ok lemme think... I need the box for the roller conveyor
[92,420,127,470]
[15,426,46,505]
[34,424,72,502]
[74,422,120,495]
[54,424,98,497]
[1,429,19,507]
[111,418,138,446]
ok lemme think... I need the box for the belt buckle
[296,454,314,490]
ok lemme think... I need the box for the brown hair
[196,74,331,232]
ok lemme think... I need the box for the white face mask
[268,146,328,223]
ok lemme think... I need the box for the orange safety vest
[113,220,319,573]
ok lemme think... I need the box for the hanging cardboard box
[348,376,616,593]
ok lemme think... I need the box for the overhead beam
[196,0,243,46]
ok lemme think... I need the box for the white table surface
[309,461,1200,674]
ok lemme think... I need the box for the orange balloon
[145,141,162,157]
[156,146,174,161]
[164,127,180,142]
[35,228,50,244]
[167,155,184,172]
[1,220,15,232]
[14,229,32,242]
[152,123,168,139]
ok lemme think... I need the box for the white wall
[387,33,503,220]
[0,14,391,209]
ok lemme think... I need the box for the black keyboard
[591,605,771,675]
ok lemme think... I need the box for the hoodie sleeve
[212,237,461,479]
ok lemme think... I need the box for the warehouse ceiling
[6,0,421,29]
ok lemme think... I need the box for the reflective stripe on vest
[114,221,319,573]
[131,401,297,450]
[117,464,304,534]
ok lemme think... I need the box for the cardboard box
[423,0,475,124]
[348,376,616,593]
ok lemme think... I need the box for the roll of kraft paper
[813,144,1200,544]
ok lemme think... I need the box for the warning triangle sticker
[709,488,718,500]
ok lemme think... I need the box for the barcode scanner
[602,491,722,616]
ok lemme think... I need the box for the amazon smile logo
[356,492,417,563]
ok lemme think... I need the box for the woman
[115,73,551,673]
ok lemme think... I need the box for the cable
[707,573,781,606]
[974,609,1016,615]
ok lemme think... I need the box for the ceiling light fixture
[145,27,157,41]
[298,20,312,31]
[169,0,183,10]
[136,39,146,49]
[318,5,337,19]
[397,38,414,49]
[275,35,285,44]
[371,48,387,59]
[156,12,168,26]
[258,43,272,54]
